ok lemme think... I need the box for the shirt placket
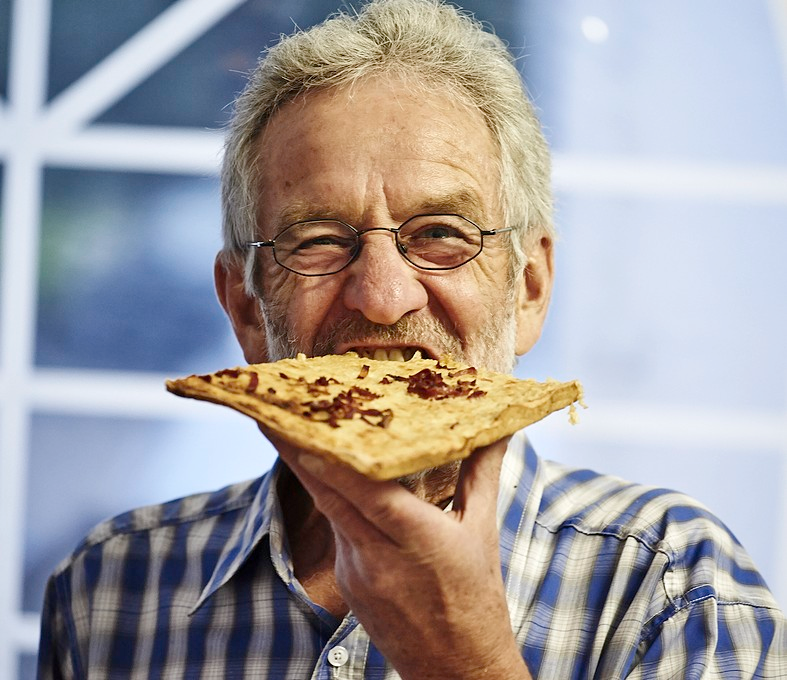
[310,617,390,680]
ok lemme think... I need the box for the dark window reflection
[18,654,36,680]
[47,0,526,129]
[98,0,347,128]
[36,168,229,373]
[47,0,179,102]
[0,163,4,340]
[0,0,9,101]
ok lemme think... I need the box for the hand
[278,437,533,680]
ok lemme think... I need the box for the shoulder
[501,448,785,676]
[535,458,778,609]
[50,474,266,580]
[536,458,725,546]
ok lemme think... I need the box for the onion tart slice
[166,353,584,480]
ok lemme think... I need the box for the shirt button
[328,645,349,667]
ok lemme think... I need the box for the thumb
[451,436,509,525]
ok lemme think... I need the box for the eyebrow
[274,201,345,228]
[274,189,487,230]
[411,190,485,223]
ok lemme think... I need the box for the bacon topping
[302,386,389,428]
[380,374,408,385]
[403,368,486,400]
[245,372,259,393]
[314,376,340,386]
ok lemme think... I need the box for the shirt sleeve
[37,573,77,680]
[633,595,787,679]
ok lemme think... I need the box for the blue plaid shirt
[38,432,786,678]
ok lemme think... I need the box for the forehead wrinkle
[258,82,501,235]
[380,182,489,224]
[276,187,489,233]
[275,200,348,228]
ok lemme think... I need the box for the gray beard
[258,292,518,491]
[259,299,518,374]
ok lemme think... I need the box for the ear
[214,254,270,363]
[514,235,554,355]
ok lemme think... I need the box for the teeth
[348,347,423,361]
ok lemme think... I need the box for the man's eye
[410,224,463,240]
[296,234,354,250]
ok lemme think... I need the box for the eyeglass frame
[244,213,516,277]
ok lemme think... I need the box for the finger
[269,429,465,546]
[296,453,447,543]
[451,436,510,524]
[266,429,399,545]
[287,454,393,546]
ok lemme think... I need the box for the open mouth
[347,347,428,361]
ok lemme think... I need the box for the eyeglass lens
[273,215,483,275]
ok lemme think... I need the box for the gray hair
[220,0,553,290]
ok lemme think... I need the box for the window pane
[0,0,9,101]
[0,162,4,342]
[23,411,274,612]
[36,168,232,373]
[47,0,179,102]
[18,653,36,680]
[94,0,527,129]
[97,0,343,127]
[520,0,787,164]
[0,0,11,100]
[542,194,787,412]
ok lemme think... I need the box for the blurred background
[1,1,786,677]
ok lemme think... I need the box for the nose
[341,230,428,325]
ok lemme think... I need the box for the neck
[279,466,346,616]
[277,463,460,617]
[397,460,460,505]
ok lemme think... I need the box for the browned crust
[166,354,584,480]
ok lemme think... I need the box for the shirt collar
[191,432,542,613]
[191,457,286,613]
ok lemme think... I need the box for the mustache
[312,313,463,357]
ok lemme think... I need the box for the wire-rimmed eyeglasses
[245,214,514,277]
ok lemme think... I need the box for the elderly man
[38,0,785,678]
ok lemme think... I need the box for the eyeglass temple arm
[246,241,275,248]
[479,226,515,236]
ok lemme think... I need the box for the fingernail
[299,454,325,474]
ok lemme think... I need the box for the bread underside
[166,354,583,480]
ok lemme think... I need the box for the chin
[397,460,462,503]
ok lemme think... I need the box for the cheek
[429,266,505,332]
[261,266,295,317]
[266,271,344,336]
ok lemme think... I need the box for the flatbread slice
[166,353,583,480]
